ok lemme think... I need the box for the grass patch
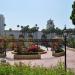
[0,62,74,75]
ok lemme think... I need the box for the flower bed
[13,47,45,59]
[13,41,46,59]
[52,51,65,57]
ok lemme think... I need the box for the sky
[0,0,74,30]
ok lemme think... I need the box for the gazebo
[51,36,64,57]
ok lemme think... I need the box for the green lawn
[0,62,74,75]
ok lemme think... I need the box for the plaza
[0,0,74,74]
[0,46,74,70]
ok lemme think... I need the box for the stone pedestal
[14,54,41,59]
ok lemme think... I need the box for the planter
[38,51,47,54]
[14,54,41,59]
[52,51,65,57]
[12,51,47,54]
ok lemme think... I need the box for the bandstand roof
[51,36,63,42]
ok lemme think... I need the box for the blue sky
[0,0,74,30]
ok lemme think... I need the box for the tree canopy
[70,1,75,25]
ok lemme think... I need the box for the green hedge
[67,38,75,48]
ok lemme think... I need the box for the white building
[4,30,20,39]
[0,14,57,39]
[4,30,43,39]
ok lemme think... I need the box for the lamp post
[63,25,67,72]
[4,24,6,57]
[4,24,6,36]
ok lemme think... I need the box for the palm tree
[35,24,39,31]
[35,24,39,39]
[27,28,32,38]
[21,26,23,29]
[17,24,20,30]
[21,25,29,38]
[17,25,20,32]
[30,25,39,39]
[9,28,12,31]
[20,26,23,34]
[17,25,20,28]
[4,24,6,28]
[9,28,12,36]
[55,27,63,36]
[4,24,6,35]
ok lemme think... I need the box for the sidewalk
[66,47,75,51]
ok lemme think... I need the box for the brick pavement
[1,46,75,69]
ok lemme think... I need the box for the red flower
[28,45,38,52]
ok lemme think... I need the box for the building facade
[0,14,56,39]
[0,15,5,35]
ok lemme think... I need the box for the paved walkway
[1,46,75,69]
